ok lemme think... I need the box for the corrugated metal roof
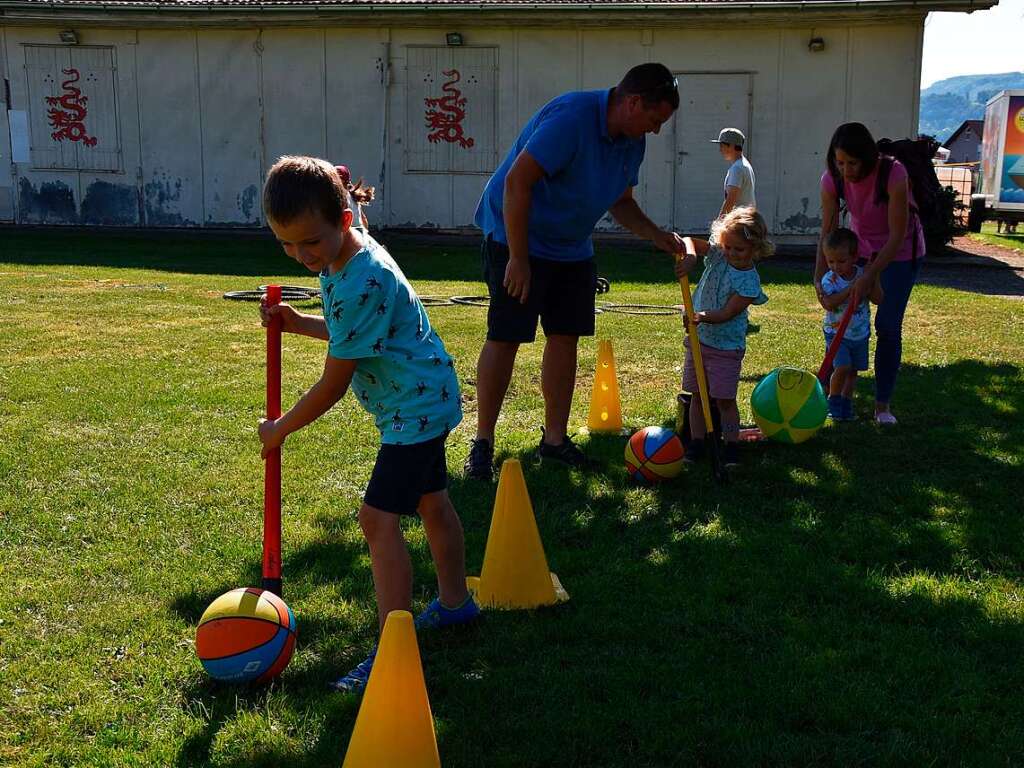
[0,0,997,15]
[0,0,991,6]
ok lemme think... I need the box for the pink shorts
[682,339,745,401]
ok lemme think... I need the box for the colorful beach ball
[625,426,685,483]
[196,588,297,684]
[750,367,828,444]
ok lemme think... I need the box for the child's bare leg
[842,370,857,399]
[717,398,740,443]
[418,490,470,608]
[829,366,851,398]
[358,503,412,630]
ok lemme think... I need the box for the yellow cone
[342,611,440,768]
[587,339,623,432]
[466,460,569,610]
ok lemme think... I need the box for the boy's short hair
[263,155,351,227]
[824,228,859,257]
[616,63,680,110]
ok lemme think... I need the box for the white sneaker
[875,412,898,426]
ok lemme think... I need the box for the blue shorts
[824,332,869,372]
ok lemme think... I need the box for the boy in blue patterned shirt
[820,228,884,421]
[257,156,479,693]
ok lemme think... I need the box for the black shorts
[482,237,596,343]
[363,432,449,516]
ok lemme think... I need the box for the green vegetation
[2,230,1022,766]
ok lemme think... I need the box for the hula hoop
[598,303,683,316]
[257,284,320,296]
[453,294,606,314]
[223,288,320,302]
[450,295,491,308]
[419,295,455,307]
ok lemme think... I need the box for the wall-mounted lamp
[59,29,79,44]
[445,32,464,47]
[808,36,825,52]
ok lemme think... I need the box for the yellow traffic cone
[342,611,440,768]
[466,459,569,609]
[587,339,623,432]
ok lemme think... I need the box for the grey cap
[711,128,745,147]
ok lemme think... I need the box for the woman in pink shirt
[815,123,925,426]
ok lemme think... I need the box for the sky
[921,0,1024,88]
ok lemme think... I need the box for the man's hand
[504,258,531,304]
[653,230,686,256]
[258,418,285,460]
[674,253,698,280]
[851,268,875,304]
[260,300,303,334]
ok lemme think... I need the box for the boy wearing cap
[713,128,756,218]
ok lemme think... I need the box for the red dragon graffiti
[424,69,475,149]
[46,68,98,147]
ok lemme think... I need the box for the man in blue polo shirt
[466,63,684,481]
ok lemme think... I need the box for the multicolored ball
[196,588,297,684]
[625,426,685,483]
[750,367,828,444]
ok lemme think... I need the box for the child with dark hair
[820,227,884,421]
[258,155,478,694]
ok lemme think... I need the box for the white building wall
[0,28,14,221]
[138,30,204,226]
[324,29,385,208]
[197,30,262,225]
[5,27,144,224]
[0,19,925,241]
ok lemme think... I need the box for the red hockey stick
[262,285,283,597]
[817,295,857,387]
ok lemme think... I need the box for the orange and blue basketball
[625,426,685,483]
[196,588,297,684]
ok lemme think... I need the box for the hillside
[919,72,1024,142]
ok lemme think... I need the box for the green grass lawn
[969,222,1024,253]
[2,230,1023,767]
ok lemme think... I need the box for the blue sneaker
[827,395,843,421]
[414,595,481,631]
[841,397,857,421]
[328,647,377,694]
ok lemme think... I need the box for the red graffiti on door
[424,69,475,149]
[46,68,98,147]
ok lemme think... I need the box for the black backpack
[832,136,943,259]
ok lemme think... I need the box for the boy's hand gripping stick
[818,296,857,387]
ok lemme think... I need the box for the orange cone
[342,611,440,768]
[467,460,569,609]
[587,339,623,432]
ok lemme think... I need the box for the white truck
[969,89,1024,232]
